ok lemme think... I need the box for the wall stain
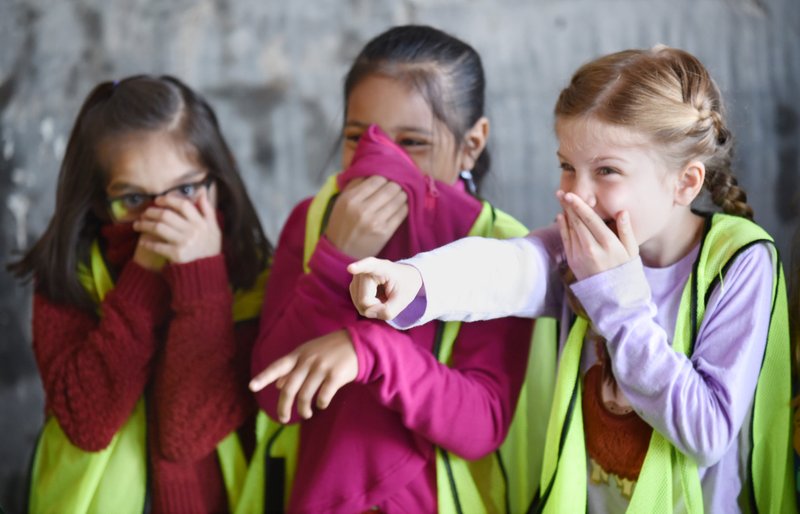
[775,103,799,222]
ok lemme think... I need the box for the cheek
[341,147,355,170]
[559,173,573,192]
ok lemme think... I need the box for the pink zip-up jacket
[251,126,533,513]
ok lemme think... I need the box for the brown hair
[8,75,272,313]
[343,25,490,194]
[555,46,753,219]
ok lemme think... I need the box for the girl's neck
[639,209,705,268]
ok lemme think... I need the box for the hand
[324,176,408,259]
[555,190,638,281]
[347,257,422,320]
[248,330,358,423]
[133,232,168,271]
[133,189,222,264]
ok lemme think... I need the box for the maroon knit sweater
[32,225,258,513]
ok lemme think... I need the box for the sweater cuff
[347,322,376,384]
[308,236,356,290]
[163,254,231,305]
[114,262,170,315]
[570,257,653,341]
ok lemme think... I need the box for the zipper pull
[424,175,439,209]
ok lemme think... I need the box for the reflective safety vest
[236,175,558,513]
[532,213,795,514]
[28,240,268,514]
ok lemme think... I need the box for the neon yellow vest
[237,175,557,513]
[28,241,267,514]
[534,213,794,514]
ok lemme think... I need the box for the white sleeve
[390,225,562,328]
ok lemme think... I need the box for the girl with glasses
[9,75,272,514]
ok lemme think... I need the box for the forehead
[555,116,651,154]
[346,74,436,128]
[100,131,202,189]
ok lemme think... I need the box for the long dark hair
[343,25,490,193]
[8,75,272,313]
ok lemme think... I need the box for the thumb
[616,211,638,258]
[196,188,215,220]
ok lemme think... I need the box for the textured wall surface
[1,0,798,510]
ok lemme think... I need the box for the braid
[705,166,754,220]
[693,97,754,219]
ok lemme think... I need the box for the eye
[559,162,575,173]
[121,193,147,208]
[344,132,362,144]
[176,183,199,197]
[597,166,618,176]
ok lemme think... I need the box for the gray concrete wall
[1,0,798,511]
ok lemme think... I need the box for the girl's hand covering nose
[556,190,638,281]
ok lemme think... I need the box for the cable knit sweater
[32,225,258,514]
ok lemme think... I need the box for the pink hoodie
[252,125,533,513]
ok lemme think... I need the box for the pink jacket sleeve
[349,315,533,459]
[251,199,363,422]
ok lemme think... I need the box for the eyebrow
[344,120,433,136]
[556,151,629,164]
[107,169,205,194]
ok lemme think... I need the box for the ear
[674,160,705,206]
[458,116,489,171]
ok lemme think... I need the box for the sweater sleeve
[572,244,774,467]
[154,254,258,462]
[391,225,564,329]
[349,315,534,460]
[32,262,169,451]
[252,200,363,423]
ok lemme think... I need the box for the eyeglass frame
[106,175,215,222]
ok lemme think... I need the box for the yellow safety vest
[237,175,557,513]
[533,213,794,513]
[28,241,268,514]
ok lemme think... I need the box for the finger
[615,211,639,257]
[373,188,408,226]
[344,176,388,204]
[276,363,312,422]
[316,375,349,410]
[139,206,191,232]
[349,275,382,315]
[196,188,216,222]
[138,239,179,261]
[248,355,299,392]
[133,219,184,244]
[353,180,402,219]
[556,212,572,260]
[562,192,613,244]
[154,195,204,224]
[347,256,390,278]
[381,202,409,238]
[295,367,326,419]
[364,180,405,209]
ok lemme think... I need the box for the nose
[566,172,596,208]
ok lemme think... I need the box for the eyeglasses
[107,176,214,222]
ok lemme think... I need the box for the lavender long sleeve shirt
[391,224,775,513]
